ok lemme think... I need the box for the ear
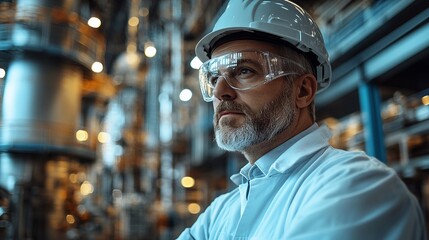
[295,74,317,109]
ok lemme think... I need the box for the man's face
[211,40,297,152]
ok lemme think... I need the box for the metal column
[358,79,387,162]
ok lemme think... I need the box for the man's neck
[242,118,314,164]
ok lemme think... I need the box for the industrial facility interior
[1,0,429,239]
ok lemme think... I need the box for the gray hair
[280,46,316,122]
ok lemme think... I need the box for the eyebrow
[235,58,260,66]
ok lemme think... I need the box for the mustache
[214,101,249,122]
[216,101,245,113]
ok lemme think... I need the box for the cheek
[240,94,273,113]
[212,101,218,108]
[212,99,221,111]
[212,101,222,125]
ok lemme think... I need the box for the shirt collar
[269,124,332,175]
[231,123,320,185]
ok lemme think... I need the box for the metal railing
[322,0,414,59]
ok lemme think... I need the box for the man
[178,0,426,239]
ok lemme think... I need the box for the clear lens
[199,51,303,102]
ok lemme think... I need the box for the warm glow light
[128,16,139,27]
[125,51,140,67]
[76,130,88,142]
[69,173,78,183]
[127,43,137,52]
[66,214,75,224]
[80,181,94,196]
[144,44,157,58]
[0,68,5,78]
[98,132,110,143]
[179,89,193,102]
[181,176,195,188]
[87,17,101,28]
[190,56,203,69]
[422,95,429,106]
[188,203,201,214]
[91,61,103,73]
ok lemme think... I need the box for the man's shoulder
[317,147,392,175]
[305,146,408,198]
[207,187,240,209]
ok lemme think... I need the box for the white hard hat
[195,0,331,92]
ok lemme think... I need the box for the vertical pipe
[358,79,387,162]
[159,0,184,212]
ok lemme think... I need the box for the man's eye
[235,68,255,78]
[209,76,218,86]
[239,68,252,75]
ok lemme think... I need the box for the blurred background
[0,0,428,239]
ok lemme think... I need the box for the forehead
[211,39,281,58]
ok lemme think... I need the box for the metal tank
[0,0,107,239]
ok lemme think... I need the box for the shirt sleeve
[176,228,195,240]
[285,161,427,240]
[176,198,217,240]
[176,212,208,240]
[176,190,238,239]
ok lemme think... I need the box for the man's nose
[213,76,237,101]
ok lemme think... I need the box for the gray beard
[214,89,295,152]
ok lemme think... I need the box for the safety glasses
[198,50,304,102]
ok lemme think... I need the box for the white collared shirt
[177,124,426,240]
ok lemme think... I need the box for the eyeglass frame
[198,50,305,102]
